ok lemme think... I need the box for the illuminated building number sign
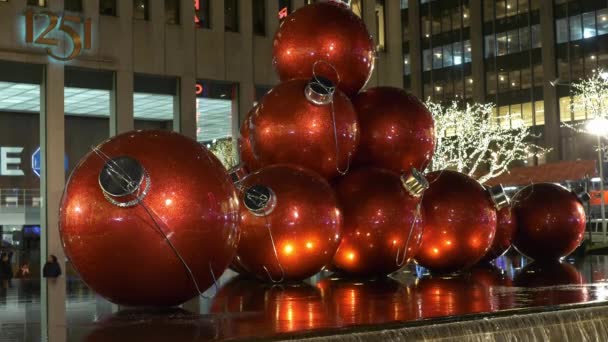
[24,9,92,61]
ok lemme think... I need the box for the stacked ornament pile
[58,1,588,308]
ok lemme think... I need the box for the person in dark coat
[43,255,62,278]
[0,254,12,290]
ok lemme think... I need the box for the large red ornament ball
[60,130,239,307]
[511,183,586,262]
[480,206,517,263]
[238,106,261,172]
[332,168,425,276]
[236,164,342,282]
[352,87,435,174]
[249,79,359,179]
[416,170,497,274]
[272,2,375,97]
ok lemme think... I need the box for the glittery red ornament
[514,262,587,306]
[352,87,435,174]
[60,130,239,306]
[332,168,425,276]
[272,2,375,97]
[249,79,359,179]
[480,206,517,263]
[236,165,342,282]
[511,183,586,262]
[415,170,497,274]
[238,106,261,172]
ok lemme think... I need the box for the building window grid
[556,3,608,123]
[165,0,181,25]
[133,0,150,21]
[423,0,471,101]
[484,0,543,128]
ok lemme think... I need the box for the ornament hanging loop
[309,60,351,176]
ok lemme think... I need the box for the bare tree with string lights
[427,100,549,184]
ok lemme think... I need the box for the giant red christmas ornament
[352,87,435,174]
[416,171,503,274]
[511,183,586,262]
[250,78,359,179]
[332,167,426,276]
[236,164,342,282]
[60,130,239,306]
[272,2,375,97]
[480,206,517,263]
[238,106,261,172]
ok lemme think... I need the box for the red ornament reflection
[85,309,213,342]
[352,87,435,174]
[480,206,517,263]
[238,106,261,172]
[332,168,424,276]
[249,79,359,179]
[236,165,342,282]
[272,2,375,97]
[416,170,497,274]
[60,130,239,306]
[211,277,331,335]
[514,261,587,306]
[317,277,417,325]
[512,183,586,262]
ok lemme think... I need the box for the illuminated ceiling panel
[0,82,234,142]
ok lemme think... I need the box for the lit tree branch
[562,68,608,135]
[427,100,550,184]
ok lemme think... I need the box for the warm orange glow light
[284,244,294,255]
[347,252,356,261]
[306,241,313,249]
[432,247,439,255]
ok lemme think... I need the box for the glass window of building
[375,0,386,52]
[27,0,45,6]
[583,12,596,39]
[507,29,519,54]
[195,0,211,28]
[225,0,239,32]
[351,0,363,18]
[196,80,238,169]
[433,47,443,69]
[0,62,43,317]
[453,41,463,65]
[253,0,266,36]
[133,74,177,131]
[443,45,453,67]
[569,14,582,41]
[404,56,411,75]
[65,0,82,12]
[423,49,432,71]
[100,0,117,16]
[133,0,149,20]
[598,9,608,36]
[556,17,568,44]
[464,40,472,63]
[165,0,180,24]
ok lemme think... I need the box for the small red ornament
[272,2,375,97]
[414,275,490,317]
[236,164,342,282]
[238,106,261,172]
[415,170,499,274]
[60,130,239,306]
[514,261,587,306]
[352,87,435,174]
[480,206,517,263]
[511,183,586,262]
[250,78,359,179]
[332,167,426,276]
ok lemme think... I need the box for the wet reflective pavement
[2,254,608,341]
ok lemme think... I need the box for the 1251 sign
[24,9,92,61]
